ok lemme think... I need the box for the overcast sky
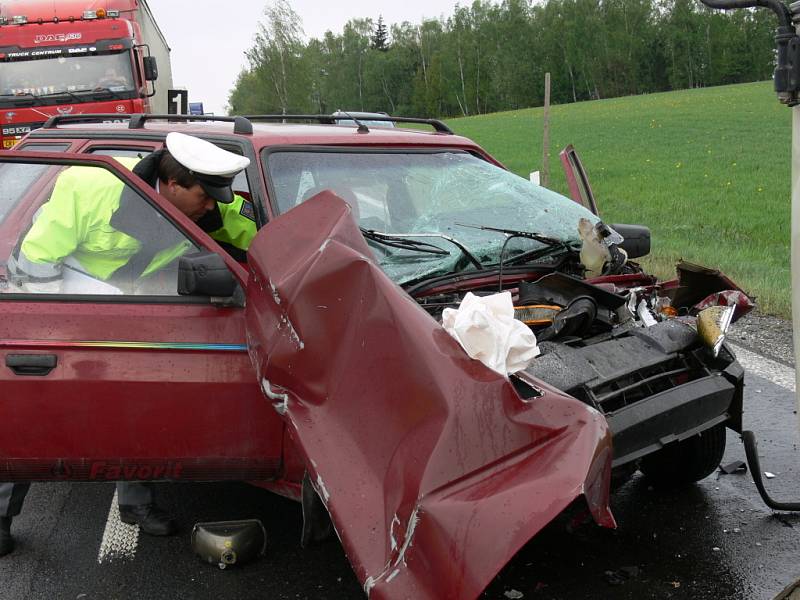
[147,0,462,116]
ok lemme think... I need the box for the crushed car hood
[244,192,615,599]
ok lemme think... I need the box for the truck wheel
[639,423,727,487]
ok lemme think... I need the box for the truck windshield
[0,52,135,105]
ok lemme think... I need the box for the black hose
[741,430,800,511]
[698,0,792,28]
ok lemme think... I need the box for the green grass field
[444,81,793,317]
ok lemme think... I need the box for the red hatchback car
[0,114,744,599]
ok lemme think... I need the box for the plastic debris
[504,590,524,599]
[719,460,747,475]
[765,472,776,479]
[442,291,540,375]
[693,290,755,323]
[637,300,658,327]
[712,547,721,552]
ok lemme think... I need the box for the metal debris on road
[504,590,524,599]
[719,460,747,475]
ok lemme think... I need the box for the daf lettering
[33,33,81,44]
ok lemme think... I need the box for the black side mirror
[143,56,158,82]
[610,223,651,259]
[178,251,238,297]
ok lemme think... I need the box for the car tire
[639,423,727,487]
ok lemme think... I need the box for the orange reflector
[97,8,107,17]
[659,306,678,317]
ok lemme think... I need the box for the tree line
[228,0,776,118]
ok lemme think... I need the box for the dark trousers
[0,482,154,517]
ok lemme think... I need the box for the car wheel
[639,423,727,487]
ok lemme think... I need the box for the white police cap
[165,132,250,204]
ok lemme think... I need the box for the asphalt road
[1,344,799,600]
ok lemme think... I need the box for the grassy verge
[445,81,792,317]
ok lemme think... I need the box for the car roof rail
[243,114,454,134]
[43,114,134,129]
[42,114,254,135]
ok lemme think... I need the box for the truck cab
[0,0,170,148]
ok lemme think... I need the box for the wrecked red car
[0,114,744,598]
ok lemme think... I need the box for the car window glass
[266,150,600,285]
[89,147,153,159]
[0,162,50,222]
[88,145,252,197]
[0,159,200,297]
[18,143,71,152]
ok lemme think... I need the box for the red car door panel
[0,152,281,482]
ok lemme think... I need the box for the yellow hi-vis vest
[19,159,256,281]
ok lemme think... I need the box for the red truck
[0,0,171,149]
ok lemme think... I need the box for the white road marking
[730,343,796,392]
[97,489,139,564]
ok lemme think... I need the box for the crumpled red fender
[245,192,615,599]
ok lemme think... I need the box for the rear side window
[89,147,152,159]
[18,143,71,152]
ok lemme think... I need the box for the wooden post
[541,72,551,188]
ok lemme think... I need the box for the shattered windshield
[266,150,600,284]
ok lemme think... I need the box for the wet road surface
[1,351,798,599]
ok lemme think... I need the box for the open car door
[0,152,282,483]
[559,144,600,215]
[243,191,616,599]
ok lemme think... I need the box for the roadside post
[541,72,551,188]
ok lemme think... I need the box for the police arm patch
[239,200,256,222]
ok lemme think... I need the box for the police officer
[1,133,257,557]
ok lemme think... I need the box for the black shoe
[0,517,14,557]
[118,504,177,536]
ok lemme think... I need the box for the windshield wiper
[360,228,451,256]
[457,223,565,247]
[362,229,484,269]
[90,86,124,99]
[39,90,83,103]
[456,223,571,263]
[456,223,573,290]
